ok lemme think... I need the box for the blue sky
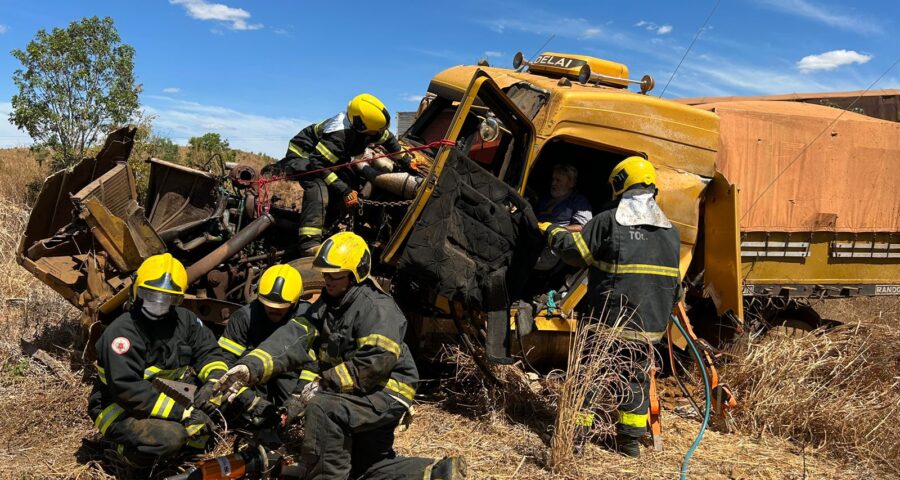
[0,0,897,157]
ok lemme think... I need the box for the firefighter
[214,264,317,424]
[88,253,228,469]
[541,156,681,458]
[215,232,466,479]
[263,94,415,256]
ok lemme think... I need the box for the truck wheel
[288,256,325,303]
[769,317,817,338]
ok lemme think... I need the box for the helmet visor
[137,287,184,307]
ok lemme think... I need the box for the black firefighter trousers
[298,178,328,245]
[302,390,434,480]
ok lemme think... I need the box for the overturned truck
[18,52,899,368]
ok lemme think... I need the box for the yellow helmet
[347,93,390,134]
[257,264,303,308]
[609,156,657,199]
[313,232,371,283]
[133,253,187,297]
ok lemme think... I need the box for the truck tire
[287,256,325,302]
[769,307,820,338]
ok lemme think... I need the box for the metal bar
[186,214,274,284]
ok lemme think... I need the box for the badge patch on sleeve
[111,337,131,355]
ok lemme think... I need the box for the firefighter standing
[542,156,681,458]
[88,254,228,468]
[215,264,318,426]
[215,232,466,479]
[264,94,414,255]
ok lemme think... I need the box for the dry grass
[723,308,900,477]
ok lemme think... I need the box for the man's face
[262,304,291,322]
[550,171,576,199]
[324,271,352,298]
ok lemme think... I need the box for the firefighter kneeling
[88,254,228,469]
[215,232,466,479]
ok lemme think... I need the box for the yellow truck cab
[384,52,742,363]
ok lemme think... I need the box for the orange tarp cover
[696,101,900,233]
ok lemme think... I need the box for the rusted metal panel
[145,158,222,239]
[73,163,137,219]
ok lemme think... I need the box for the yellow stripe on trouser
[248,350,274,382]
[315,142,339,163]
[324,172,339,185]
[186,435,210,449]
[218,336,246,356]
[356,334,401,358]
[605,328,666,343]
[572,232,595,265]
[594,260,679,277]
[97,365,107,385]
[384,378,416,401]
[198,361,228,382]
[150,393,176,419]
[300,370,319,382]
[299,227,323,236]
[288,142,309,158]
[94,403,125,435]
[618,410,649,428]
[574,410,595,427]
[334,363,354,392]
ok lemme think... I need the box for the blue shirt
[536,192,593,226]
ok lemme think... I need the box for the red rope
[240,139,455,216]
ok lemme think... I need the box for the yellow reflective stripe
[376,130,391,144]
[288,142,309,158]
[574,410,595,427]
[248,349,274,383]
[547,226,567,247]
[218,336,246,356]
[314,121,325,136]
[308,348,318,361]
[291,317,319,348]
[185,423,205,436]
[595,261,679,277]
[315,142,339,163]
[604,328,666,343]
[618,410,649,428]
[94,403,125,434]
[384,378,416,401]
[323,172,339,185]
[299,227,323,236]
[572,232,595,265]
[186,435,209,449]
[199,361,228,382]
[143,365,188,380]
[96,365,107,385]
[356,334,401,358]
[150,393,176,419]
[300,370,320,382]
[334,363,354,392]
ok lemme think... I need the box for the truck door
[384,70,543,359]
[703,172,744,322]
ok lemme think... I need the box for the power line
[659,0,721,98]
[740,58,900,220]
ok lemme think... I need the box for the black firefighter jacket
[88,307,228,435]
[238,282,419,402]
[275,113,406,196]
[547,206,682,341]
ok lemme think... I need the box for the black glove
[261,162,285,178]
[244,395,280,428]
[182,407,214,437]
[194,380,221,415]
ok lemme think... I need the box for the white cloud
[484,15,603,41]
[754,0,882,35]
[483,50,504,58]
[162,87,181,94]
[0,102,33,148]
[656,25,673,35]
[169,0,263,31]
[401,94,424,103]
[0,24,9,34]
[635,20,672,35]
[144,96,311,157]
[796,50,872,72]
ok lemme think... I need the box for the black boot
[614,434,640,458]
[431,456,467,479]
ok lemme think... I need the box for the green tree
[186,132,235,173]
[9,16,141,169]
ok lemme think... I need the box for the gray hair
[552,163,578,183]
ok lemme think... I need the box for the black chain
[358,198,415,208]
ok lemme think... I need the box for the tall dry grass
[724,318,900,477]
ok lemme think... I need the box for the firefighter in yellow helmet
[540,156,681,458]
[213,264,317,426]
[262,94,416,256]
[87,254,228,470]
[216,232,466,479]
